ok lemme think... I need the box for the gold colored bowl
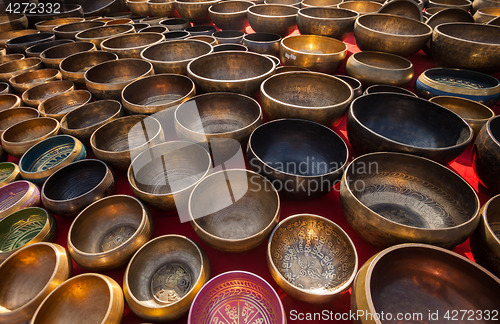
[127,0,151,16]
[38,90,93,120]
[0,29,38,48]
[473,7,500,23]
[297,7,359,40]
[267,214,358,303]
[0,14,28,33]
[34,17,85,32]
[427,0,472,10]
[208,0,254,30]
[101,32,165,59]
[0,162,21,187]
[0,93,21,111]
[160,17,192,30]
[9,68,62,93]
[75,24,135,49]
[0,57,43,82]
[148,0,177,17]
[124,235,210,321]
[31,273,124,324]
[0,243,71,323]
[378,0,423,21]
[105,18,135,26]
[25,39,75,58]
[337,0,383,14]
[175,0,221,24]
[40,41,96,69]
[59,50,118,85]
[52,21,105,39]
[21,80,74,107]
[301,0,343,8]
[242,32,281,56]
[0,53,25,65]
[5,32,55,54]
[0,180,40,220]
[247,4,299,37]
[186,35,217,45]
[0,106,40,136]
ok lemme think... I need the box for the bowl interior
[85,59,151,84]
[244,32,281,43]
[60,51,117,73]
[63,100,121,130]
[41,91,91,115]
[0,208,47,253]
[282,35,347,55]
[358,14,430,35]
[26,40,74,56]
[42,42,94,59]
[20,136,76,173]
[431,97,494,120]
[437,23,500,44]
[142,40,212,63]
[123,75,193,106]
[365,84,416,96]
[353,51,412,70]
[424,68,500,90]
[0,95,19,110]
[302,0,343,6]
[102,33,163,49]
[3,118,58,143]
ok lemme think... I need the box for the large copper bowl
[473,115,500,195]
[0,57,43,82]
[52,21,105,39]
[39,41,95,68]
[60,50,118,85]
[148,0,177,17]
[297,7,359,40]
[337,0,383,14]
[242,32,281,56]
[34,17,85,32]
[38,90,93,120]
[0,180,40,220]
[0,93,21,111]
[5,32,55,54]
[21,80,74,107]
[75,24,135,49]
[175,0,221,24]
[9,68,62,93]
[209,0,254,30]
[0,107,38,137]
[247,4,299,37]
[101,32,165,58]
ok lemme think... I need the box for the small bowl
[1,117,60,158]
[25,39,75,58]
[0,93,21,111]
[184,25,217,36]
[75,24,135,49]
[0,30,38,48]
[0,181,40,220]
[106,18,134,26]
[473,0,500,11]
[141,40,213,75]
[31,273,124,324]
[41,159,115,217]
[127,0,151,16]
[188,271,285,324]
[101,32,165,59]
[0,108,38,134]
[160,17,191,30]
[0,14,28,33]
[280,34,347,74]
[21,80,74,107]
[35,17,85,32]
[473,7,500,23]
[268,214,357,303]
[187,51,275,95]
[0,162,21,187]
[378,0,423,21]
[341,152,481,249]
[364,84,417,96]
[163,30,191,40]
[122,74,196,114]
[297,7,359,40]
[212,43,248,52]
[175,0,221,24]
[38,90,92,120]
[148,0,177,17]
[208,0,254,31]
[348,93,473,163]
[186,35,217,45]
[52,21,105,39]
[5,32,55,54]
[247,4,299,37]
[0,57,43,82]
[138,26,169,34]
[0,53,25,65]
[39,41,96,68]
[242,32,281,56]
[427,0,472,10]
[337,0,383,14]
[473,115,500,194]
[132,23,150,32]
[9,68,62,93]
[68,194,152,270]
[213,30,245,44]
[19,135,86,185]
[260,72,353,125]
[85,58,154,100]
[125,235,210,321]
[345,51,414,86]
[0,243,71,324]
[335,74,363,98]
[301,0,343,7]
[60,50,118,85]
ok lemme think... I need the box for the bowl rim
[349,50,413,71]
[21,80,74,102]
[52,21,105,34]
[485,114,500,147]
[39,41,95,60]
[356,12,432,37]
[429,95,495,123]
[38,90,93,117]
[84,58,153,87]
[1,117,60,146]
[5,32,54,46]
[208,0,255,15]
[140,40,213,65]
[59,50,118,74]
[434,22,500,47]
[298,6,359,20]
[74,23,135,42]
[0,162,20,186]
[100,32,165,51]
[34,17,85,29]
[427,0,471,5]
[248,3,300,17]
[481,194,500,247]
[60,99,122,132]
[0,57,42,74]
[338,0,383,10]
[8,68,61,86]
[281,34,348,56]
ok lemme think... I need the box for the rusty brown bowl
[473,115,500,194]
[378,0,423,21]
[35,17,85,32]
[160,17,192,30]
[337,0,383,14]
[364,84,417,96]
[247,4,299,37]
[148,0,177,17]
[0,53,25,65]
[9,69,61,93]
[175,0,221,24]
[209,0,254,30]
[25,39,75,58]
[5,32,55,54]
[301,0,342,7]
[21,80,74,107]
[242,32,281,56]
[39,41,95,69]
[0,180,40,220]
[101,32,165,58]
[0,30,38,48]
[427,0,472,10]
[0,14,28,33]
[186,35,217,45]
[75,24,135,49]
[0,94,21,111]
[52,21,105,39]
[473,7,500,23]
[127,0,151,16]
[297,7,359,40]
[38,90,93,121]
[0,106,40,136]
[0,57,43,82]
[59,50,118,85]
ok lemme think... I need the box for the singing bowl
[0,162,21,187]
[52,21,105,40]
[188,271,285,324]
[59,50,118,85]
[184,25,217,36]
[128,141,211,211]
[473,115,500,195]
[174,0,220,24]
[122,74,195,115]
[351,244,500,324]
[60,100,123,144]
[0,208,56,263]
[242,32,281,56]
[340,152,480,248]
[426,8,474,30]
[148,0,177,17]
[9,69,62,93]
[127,0,151,16]
[0,181,40,220]
[0,30,38,48]
[208,0,254,30]
[35,18,85,32]
[247,4,299,37]
[25,39,75,58]
[132,23,150,32]
[19,135,86,185]
[0,14,28,33]
[38,90,92,121]
[39,41,95,69]
[139,26,169,34]
[297,7,359,40]
[31,273,124,324]
[187,35,217,45]
[0,53,25,65]
[424,6,446,18]
[473,7,500,23]
[337,1,383,14]
[21,80,74,107]
[301,0,342,7]
[336,74,363,98]
[101,33,165,59]
[364,84,417,96]
[84,58,154,100]
[212,30,244,44]
[473,0,500,11]
[124,235,210,321]
[247,119,349,199]
[431,23,500,72]
[378,0,422,21]
[1,117,60,158]
[25,4,84,27]
[106,19,134,26]
[187,51,275,95]
[487,14,500,25]
[427,0,472,10]
[345,51,414,86]
[164,30,191,40]
[266,0,301,6]
[213,43,247,52]
[141,40,213,75]
[160,17,192,30]
[5,32,55,54]
[0,58,43,82]
[81,0,128,16]
[0,94,21,111]
[0,243,71,323]
[0,82,8,95]
[75,24,135,49]
[260,72,353,125]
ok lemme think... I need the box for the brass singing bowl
[364,84,417,96]
[59,50,118,85]
[473,7,500,23]
[337,1,383,14]
[427,0,472,10]
[52,21,105,40]
[184,25,217,36]
[260,71,353,125]
[0,57,43,82]
[187,35,217,45]
[212,30,245,44]
[0,243,71,323]
[39,41,96,69]
[0,82,8,95]
[473,115,500,195]
[160,17,192,30]
[209,0,254,30]
[25,39,75,58]
[0,107,40,137]
[0,53,25,65]
[101,32,165,59]
[35,17,85,32]
[242,32,281,56]
[297,7,359,40]
[132,23,150,32]
[187,51,275,95]
[301,0,342,7]
[38,90,93,121]
[0,30,38,48]
[0,162,21,187]
[31,273,124,324]
[122,74,195,115]
[352,244,500,324]
[124,235,210,321]
[164,30,191,40]
[1,117,60,158]
[431,23,500,72]
[21,80,74,107]
[340,152,480,248]
[149,0,177,17]
[354,13,432,56]
[0,14,28,33]
[336,74,363,98]
[127,0,151,16]
[175,0,221,24]
[268,214,357,303]
[106,18,135,26]
[139,26,169,34]
[0,94,21,111]
[9,69,62,93]
[212,43,248,52]
[5,32,55,54]
[128,141,211,211]
[75,24,135,49]
[345,51,414,86]
[247,4,299,37]
[473,0,500,11]
[378,0,423,21]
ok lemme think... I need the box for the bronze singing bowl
[473,0,500,11]
[431,23,500,72]
[38,90,93,121]
[164,30,192,40]
[364,84,417,96]
[337,1,383,14]
[345,51,414,86]
[9,69,62,93]
[132,23,150,32]
[122,74,195,115]
[101,32,165,59]
[213,43,248,52]
[212,30,245,44]
[0,53,25,65]
[21,80,74,107]
[297,7,359,40]
[0,82,8,95]
[0,243,71,324]
[351,244,500,324]
[148,0,177,17]
[128,141,211,211]
[59,50,118,85]
[473,115,500,195]
[124,235,210,321]
[425,8,474,31]
[260,71,353,125]
[0,14,28,33]
[5,32,55,54]
[141,40,213,75]
[39,41,96,69]
[187,35,217,45]
[0,107,40,137]
[301,0,343,8]
[1,117,60,158]
[340,152,480,248]
[0,58,43,82]
[91,115,164,171]
[34,17,85,32]
[52,21,105,40]
[25,39,75,58]
[0,30,38,48]
[378,0,423,21]
[68,194,152,270]
[187,51,275,96]
[190,169,279,252]
[335,74,363,98]
[105,18,135,26]
[242,32,281,56]
[0,94,21,111]
[75,24,135,49]
[31,273,124,324]
[84,58,154,100]
[473,7,500,23]
[160,17,192,30]
[267,214,358,303]
[127,0,151,16]
[247,4,299,37]
[184,25,217,36]
[174,0,221,24]
[427,0,472,10]
[209,0,254,30]
[139,26,169,34]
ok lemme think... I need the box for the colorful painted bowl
[0,162,20,188]
[0,181,40,220]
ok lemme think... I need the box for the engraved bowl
[148,0,177,17]
[21,80,74,108]
[0,53,25,65]
[0,162,21,188]
[378,0,423,21]
[0,93,21,111]
[0,57,43,82]
[52,21,105,40]
[5,32,55,54]
[242,32,281,56]
[297,7,359,40]
[34,17,85,32]
[247,4,299,37]
[39,41,96,69]
[473,115,500,195]
[160,18,191,30]
[364,84,417,96]
[9,68,61,93]
[174,0,221,24]
[38,90,92,121]
[301,0,343,7]
[0,181,40,220]
[127,0,151,16]
[335,75,363,98]
[208,0,254,30]
[25,39,74,58]
[101,32,165,59]
[337,1,383,14]
[75,24,135,49]
[59,50,118,85]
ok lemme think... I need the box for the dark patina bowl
[148,0,177,17]
[184,25,217,36]
[0,14,28,32]
[336,75,363,98]
[297,7,359,40]
[5,32,55,54]
[187,35,217,45]
[163,30,191,40]
[473,115,500,195]
[242,32,281,56]
[212,30,245,44]
[101,32,165,58]
[0,180,40,220]
[247,4,299,37]
[0,30,38,47]
[21,80,74,107]
[40,41,96,68]
[209,0,254,30]
[9,68,61,93]
[35,17,85,32]
[60,50,118,85]
[52,21,105,39]
[212,43,247,52]
[364,84,417,96]
[337,1,383,14]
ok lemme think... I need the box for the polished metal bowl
[175,0,221,24]
[127,0,151,15]
[101,32,165,58]
[337,0,383,14]
[427,0,472,10]
[5,32,55,54]
[209,0,254,30]
[242,32,281,56]
[0,57,43,82]
[60,50,118,85]
[52,21,105,39]
[301,0,342,7]
[160,17,192,30]
[75,24,135,49]
[39,41,96,68]
[0,29,38,48]
[0,181,40,220]
[378,0,422,21]
[213,30,245,44]
[35,17,85,32]
[297,7,359,40]
[187,35,217,45]
[0,162,21,187]
[38,90,92,120]
[247,4,299,37]
[335,74,363,98]
[184,25,217,36]
[364,84,417,96]
[0,94,21,111]
[148,0,177,17]
[473,7,500,23]
[21,80,74,107]
[25,39,75,58]
[473,115,500,195]
[0,53,25,65]
[9,69,61,93]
